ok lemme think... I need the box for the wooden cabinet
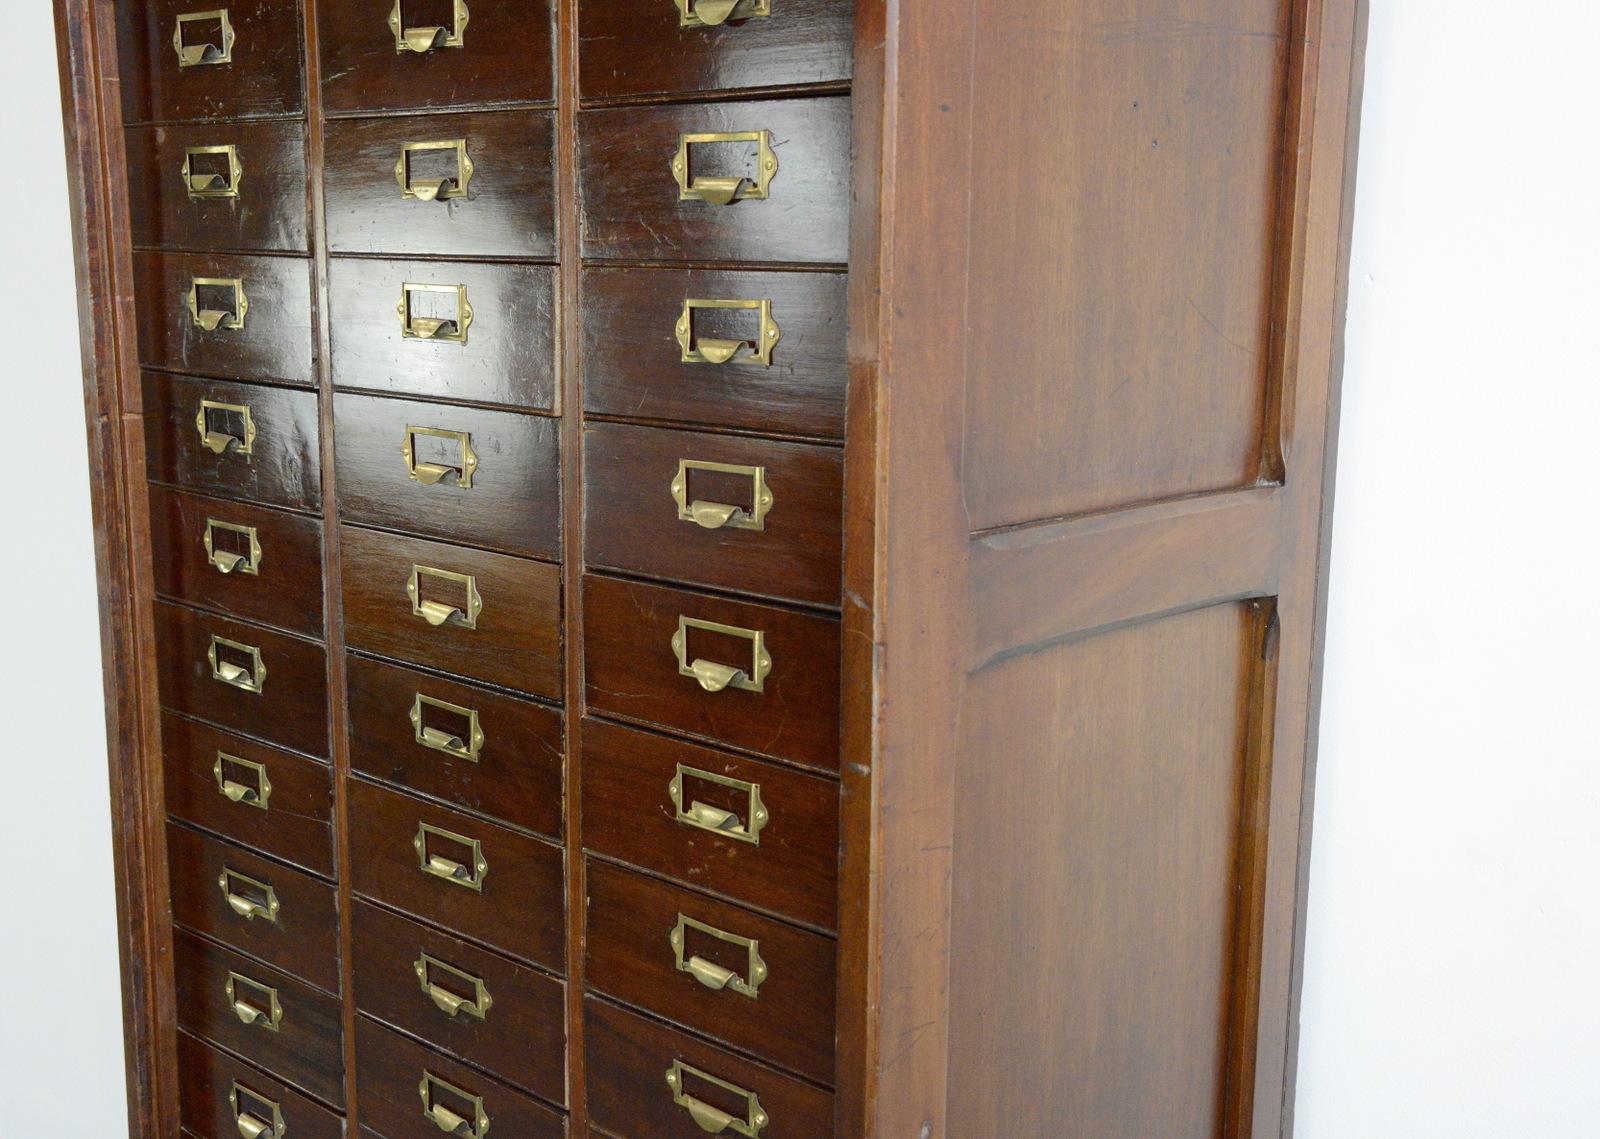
[58,1,1365,1135]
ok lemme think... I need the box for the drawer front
[341,526,562,698]
[325,110,556,258]
[318,0,555,115]
[167,822,341,994]
[335,394,561,559]
[125,120,309,253]
[348,778,565,970]
[173,928,345,1108]
[347,655,563,839]
[579,97,851,264]
[117,0,305,124]
[578,0,853,102]
[582,266,847,439]
[154,602,330,757]
[583,575,840,770]
[163,713,334,878]
[581,718,837,931]
[328,258,556,410]
[353,900,566,1103]
[178,1031,344,1139]
[585,422,842,607]
[134,251,315,386]
[149,486,324,636]
[143,373,322,511]
[585,997,833,1139]
[355,1018,566,1139]
[586,861,836,1085]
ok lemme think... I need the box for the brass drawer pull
[672,616,771,693]
[410,692,485,762]
[203,517,262,575]
[669,764,768,844]
[173,9,235,67]
[195,399,256,456]
[225,971,282,1032]
[419,1071,488,1137]
[390,0,470,54]
[189,276,249,332]
[408,565,482,629]
[399,281,473,344]
[229,1081,284,1139]
[403,425,478,488]
[183,144,243,200]
[208,635,266,694]
[414,951,493,1020]
[676,298,781,367]
[414,822,488,892]
[397,139,474,201]
[214,751,272,810]
[672,130,778,205]
[218,867,280,923]
[676,0,771,28]
[672,459,773,531]
[665,1060,769,1137]
[670,913,768,999]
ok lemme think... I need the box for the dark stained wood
[177,1030,345,1139]
[116,0,306,123]
[340,526,562,698]
[583,574,841,771]
[324,110,557,258]
[327,257,557,410]
[133,251,316,386]
[582,717,838,931]
[586,860,837,1086]
[584,422,842,607]
[334,393,562,559]
[154,601,330,757]
[125,120,309,252]
[352,899,567,1103]
[578,0,852,102]
[346,654,564,839]
[149,485,326,636]
[347,778,566,970]
[162,713,335,878]
[582,266,847,440]
[578,96,851,264]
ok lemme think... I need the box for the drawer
[579,0,853,103]
[334,393,561,560]
[582,266,847,439]
[328,258,556,410]
[583,575,840,771]
[341,526,562,698]
[167,822,340,994]
[353,899,566,1103]
[142,372,321,511]
[579,97,851,265]
[355,1018,566,1139]
[134,251,315,386]
[149,486,323,636]
[318,0,554,115]
[585,422,842,608]
[582,718,837,931]
[125,120,308,252]
[117,0,305,124]
[163,713,334,878]
[585,997,833,1139]
[154,602,329,757]
[178,1031,344,1139]
[348,778,565,970]
[325,110,556,258]
[347,655,563,839]
[173,928,345,1108]
[586,861,836,1086]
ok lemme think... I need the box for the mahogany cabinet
[55,1,1366,1135]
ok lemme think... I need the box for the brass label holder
[398,281,473,344]
[182,144,243,200]
[214,751,272,810]
[671,130,778,205]
[676,298,781,367]
[670,913,768,999]
[672,616,771,694]
[410,692,485,762]
[675,0,772,28]
[665,1060,769,1137]
[414,821,488,892]
[225,971,282,1032]
[407,564,483,629]
[203,517,262,575]
[418,1071,489,1138]
[229,1081,284,1139]
[390,0,470,53]
[218,866,280,924]
[414,951,493,1020]
[669,763,769,845]
[173,9,235,68]
[671,459,773,532]
[208,634,266,694]
[403,425,478,488]
[189,277,249,332]
[195,399,256,456]
[396,139,474,201]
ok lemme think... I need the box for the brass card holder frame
[218,867,280,923]
[214,751,272,810]
[672,616,771,694]
[398,281,473,344]
[225,971,283,1032]
[407,564,482,629]
[676,298,781,367]
[672,130,778,205]
[675,0,772,28]
[181,144,243,200]
[396,139,474,201]
[418,1071,488,1138]
[671,459,773,532]
[403,425,478,488]
[414,951,493,1020]
[203,517,262,575]
[665,1060,769,1138]
[173,9,235,68]
[414,821,488,892]
[410,692,485,762]
[670,913,768,999]
[669,764,769,845]
[208,634,266,694]
[390,0,470,53]
[195,399,256,456]
[229,1081,283,1139]
[188,276,249,332]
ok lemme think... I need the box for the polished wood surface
[177,1030,345,1139]
[116,0,306,123]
